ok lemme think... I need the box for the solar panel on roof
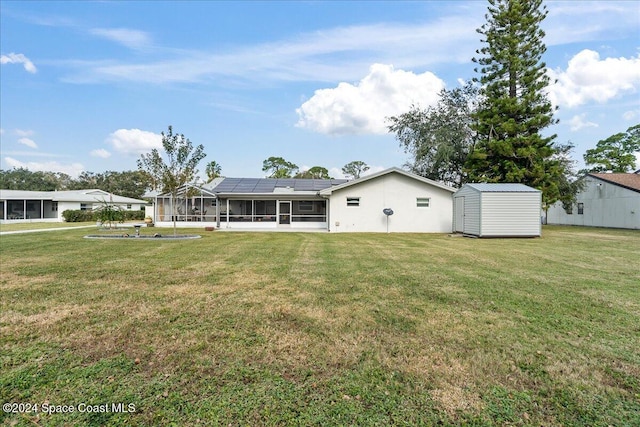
[213,177,349,194]
[294,181,314,191]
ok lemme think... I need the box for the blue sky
[1,1,639,180]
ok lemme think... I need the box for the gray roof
[212,177,348,194]
[462,183,540,193]
[319,167,456,195]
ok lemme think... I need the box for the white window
[346,197,360,207]
[417,197,430,207]
[126,204,132,210]
[52,202,58,212]
[80,203,90,211]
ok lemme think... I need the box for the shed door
[455,197,465,232]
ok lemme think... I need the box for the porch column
[215,197,220,227]
[23,200,27,220]
[40,200,44,219]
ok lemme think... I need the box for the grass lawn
[1,226,638,426]
[0,222,96,232]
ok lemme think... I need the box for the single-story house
[0,189,148,223]
[147,167,456,233]
[453,183,542,237]
[318,167,455,233]
[546,173,640,229]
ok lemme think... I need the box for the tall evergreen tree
[467,0,563,205]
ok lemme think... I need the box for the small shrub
[124,210,145,221]
[62,209,95,222]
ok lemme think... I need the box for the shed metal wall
[480,192,541,236]
[453,184,541,237]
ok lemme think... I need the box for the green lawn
[0,221,97,232]
[1,226,638,426]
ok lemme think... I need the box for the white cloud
[90,148,111,158]
[568,114,598,132]
[623,110,640,121]
[90,28,152,50]
[18,137,38,149]
[106,129,162,155]
[5,157,84,178]
[548,50,640,108]
[0,53,37,73]
[296,64,444,135]
[15,129,34,137]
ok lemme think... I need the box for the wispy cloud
[56,1,639,87]
[15,129,34,137]
[62,16,480,85]
[90,148,111,158]
[18,137,38,149]
[0,53,37,73]
[89,28,152,50]
[568,114,598,132]
[544,1,639,46]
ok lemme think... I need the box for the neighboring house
[546,173,640,229]
[453,183,542,237]
[318,167,455,233]
[147,167,456,233]
[0,189,148,223]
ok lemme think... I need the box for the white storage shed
[453,183,541,237]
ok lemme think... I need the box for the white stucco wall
[547,177,640,229]
[326,173,453,233]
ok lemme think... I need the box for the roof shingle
[590,173,640,193]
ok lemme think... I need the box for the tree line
[0,156,373,199]
[261,157,370,179]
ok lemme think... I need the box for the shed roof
[460,183,540,193]
[589,173,640,193]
